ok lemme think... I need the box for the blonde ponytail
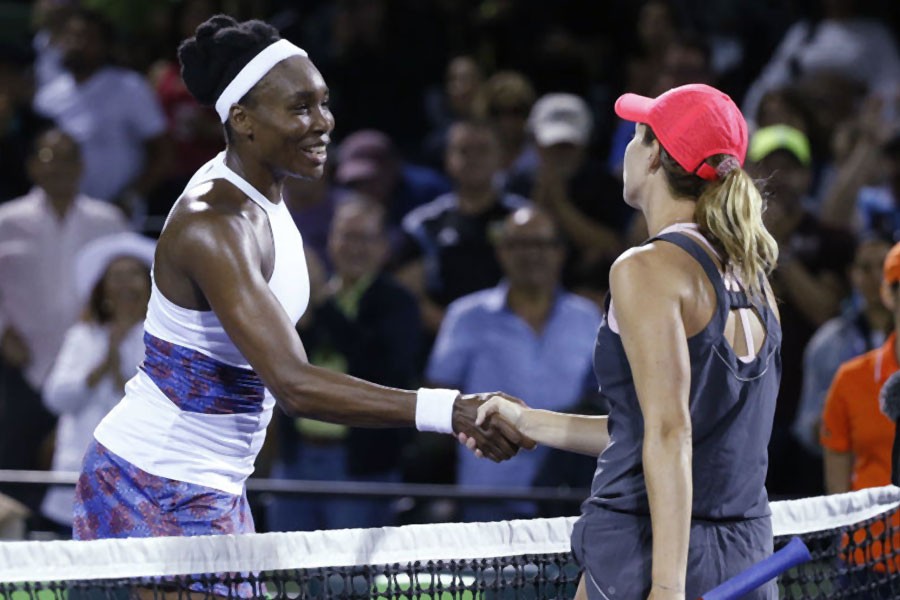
[641,126,778,300]
[694,166,778,300]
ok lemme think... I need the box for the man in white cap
[507,93,632,299]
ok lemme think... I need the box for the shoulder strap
[650,232,732,309]
[651,232,779,335]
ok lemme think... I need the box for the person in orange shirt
[821,241,900,493]
[821,240,900,587]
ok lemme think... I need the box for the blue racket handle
[698,537,811,600]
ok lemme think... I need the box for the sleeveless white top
[94,152,309,495]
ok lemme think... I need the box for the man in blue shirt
[427,206,601,521]
[793,236,893,454]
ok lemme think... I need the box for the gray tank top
[582,231,781,521]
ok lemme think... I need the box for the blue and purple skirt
[74,440,254,539]
[74,441,259,597]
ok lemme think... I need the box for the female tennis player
[72,15,530,542]
[470,84,782,599]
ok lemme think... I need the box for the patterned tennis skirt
[74,440,259,597]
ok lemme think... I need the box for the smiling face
[235,55,335,180]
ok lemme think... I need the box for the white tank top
[94,152,310,494]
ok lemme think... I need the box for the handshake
[451,393,535,462]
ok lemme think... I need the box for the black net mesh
[776,507,900,599]
[0,554,580,599]
[2,490,900,599]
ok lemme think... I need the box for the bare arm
[823,448,854,494]
[475,397,608,456]
[611,248,692,598]
[168,204,527,461]
[393,259,445,334]
[534,174,623,258]
[820,96,891,227]
[819,139,882,227]
[772,260,844,326]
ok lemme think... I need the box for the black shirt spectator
[399,191,527,307]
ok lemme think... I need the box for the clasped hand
[453,393,534,461]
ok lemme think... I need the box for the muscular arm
[611,248,692,596]
[166,202,524,461]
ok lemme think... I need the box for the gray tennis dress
[572,230,781,600]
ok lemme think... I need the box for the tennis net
[0,486,899,599]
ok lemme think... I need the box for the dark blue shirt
[582,232,782,522]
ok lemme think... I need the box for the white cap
[75,233,156,305]
[528,93,593,147]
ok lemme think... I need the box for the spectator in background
[821,241,900,493]
[509,93,631,299]
[747,123,856,497]
[147,0,223,225]
[0,128,128,512]
[793,72,870,177]
[395,119,528,334]
[422,55,484,169]
[267,198,422,532]
[474,71,537,190]
[319,0,442,153]
[284,175,344,273]
[0,43,53,203]
[755,87,812,134]
[794,236,892,456]
[33,8,171,227]
[820,96,900,237]
[427,207,600,522]
[29,0,72,89]
[41,233,154,535]
[609,33,715,180]
[752,125,854,325]
[621,0,679,97]
[742,0,900,127]
[333,129,450,256]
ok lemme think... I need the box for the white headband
[214,39,308,123]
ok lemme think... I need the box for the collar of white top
[214,39,308,123]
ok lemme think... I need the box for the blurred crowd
[1,0,900,537]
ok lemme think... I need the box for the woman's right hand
[457,395,531,459]
[476,395,525,432]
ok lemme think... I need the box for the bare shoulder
[610,241,695,300]
[158,180,262,271]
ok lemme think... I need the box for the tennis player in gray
[470,83,782,600]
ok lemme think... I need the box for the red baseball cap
[615,83,748,181]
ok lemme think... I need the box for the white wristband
[415,388,459,434]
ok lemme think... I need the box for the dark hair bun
[177,15,281,106]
